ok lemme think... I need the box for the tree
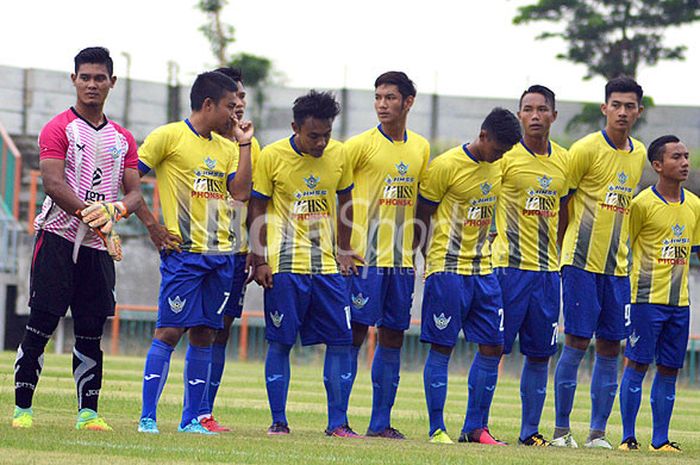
[196,0,273,87]
[513,1,700,131]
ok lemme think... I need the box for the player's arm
[336,190,364,275]
[39,158,87,216]
[248,195,272,288]
[414,198,438,262]
[227,120,255,202]
[557,194,571,248]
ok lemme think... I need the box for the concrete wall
[1,64,699,148]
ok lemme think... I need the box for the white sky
[2,0,699,105]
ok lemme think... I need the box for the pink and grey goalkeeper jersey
[34,107,139,250]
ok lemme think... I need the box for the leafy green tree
[513,0,699,131]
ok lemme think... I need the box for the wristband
[238,142,252,147]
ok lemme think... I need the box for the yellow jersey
[630,186,700,306]
[560,130,646,276]
[252,136,353,274]
[345,125,430,267]
[419,144,501,277]
[138,119,238,254]
[493,140,569,271]
[228,137,261,254]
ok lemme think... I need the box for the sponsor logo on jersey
[85,168,106,202]
[659,224,690,265]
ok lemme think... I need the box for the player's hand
[232,119,254,145]
[337,249,364,276]
[80,201,127,233]
[94,228,123,261]
[147,223,182,253]
[253,262,273,289]
[244,253,255,285]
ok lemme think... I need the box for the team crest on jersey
[433,313,451,330]
[270,311,284,328]
[480,182,492,196]
[304,174,320,189]
[672,224,685,237]
[110,146,124,160]
[168,296,186,314]
[537,175,552,190]
[396,161,409,176]
[628,330,640,347]
[204,157,217,170]
[618,171,628,185]
[351,293,369,309]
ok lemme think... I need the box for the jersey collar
[377,124,408,143]
[185,118,212,140]
[462,144,479,163]
[601,129,633,152]
[289,135,304,156]
[520,138,552,157]
[70,107,109,131]
[651,185,685,204]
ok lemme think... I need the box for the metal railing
[0,120,21,220]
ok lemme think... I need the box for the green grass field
[0,351,698,464]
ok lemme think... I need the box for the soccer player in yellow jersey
[135,71,254,435]
[248,91,362,437]
[344,71,430,439]
[618,136,699,453]
[553,77,646,449]
[415,108,521,445]
[492,85,568,446]
[196,67,263,432]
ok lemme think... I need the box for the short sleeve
[565,141,590,191]
[121,128,139,169]
[337,146,354,194]
[38,119,68,161]
[252,146,274,200]
[344,135,367,172]
[693,197,700,248]
[418,155,449,206]
[137,126,171,174]
[420,141,431,178]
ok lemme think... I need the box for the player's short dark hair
[190,71,238,111]
[375,71,417,99]
[74,47,113,76]
[605,76,643,104]
[647,134,680,164]
[214,67,243,84]
[519,84,556,111]
[292,90,341,126]
[481,107,521,147]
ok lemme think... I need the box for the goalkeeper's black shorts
[29,230,116,318]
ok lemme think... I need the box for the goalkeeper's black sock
[14,310,60,409]
[73,317,106,412]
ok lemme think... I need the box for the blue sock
[520,358,549,440]
[650,372,676,448]
[423,349,450,436]
[349,345,360,388]
[140,339,174,421]
[181,344,212,428]
[619,366,645,441]
[199,343,227,417]
[324,345,353,431]
[463,352,500,434]
[554,345,585,428]
[368,345,401,433]
[265,342,291,425]
[590,354,618,432]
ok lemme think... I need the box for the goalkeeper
[12,46,143,431]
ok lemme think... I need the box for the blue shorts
[223,253,248,318]
[562,266,631,341]
[264,273,352,346]
[420,272,504,347]
[625,303,690,369]
[347,266,415,331]
[157,251,235,330]
[496,268,560,357]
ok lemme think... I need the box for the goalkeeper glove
[94,228,123,261]
[79,201,127,234]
